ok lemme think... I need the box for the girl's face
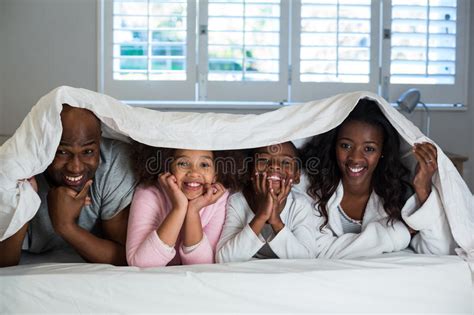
[171,149,216,200]
[253,142,300,194]
[335,120,384,189]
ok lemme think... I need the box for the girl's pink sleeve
[179,191,229,265]
[126,185,176,267]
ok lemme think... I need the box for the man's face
[46,106,101,192]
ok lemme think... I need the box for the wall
[0,0,5,144]
[469,1,474,191]
[0,0,472,190]
[405,110,472,189]
[1,0,97,137]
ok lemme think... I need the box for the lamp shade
[397,88,420,113]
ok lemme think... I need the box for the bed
[0,87,473,313]
[0,251,472,313]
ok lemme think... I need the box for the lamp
[397,88,430,137]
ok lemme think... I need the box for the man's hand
[47,180,92,236]
[159,172,188,210]
[188,183,226,214]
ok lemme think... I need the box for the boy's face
[171,149,216,200]
[46,106,101,192]
[253,142,300,194]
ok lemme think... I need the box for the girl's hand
[251,172,273,222]
[412,142,438,204]
[158,172,188,210]
[267,178,293,225]
[188,182,226,214]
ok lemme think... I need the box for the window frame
[98,0,470,107]
[100,0,197,101]
[200,0,290,102]
[380,0,469,105]
[290,0,381,102]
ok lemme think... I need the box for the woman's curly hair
[132,142,245,192]
[300,98,411,228]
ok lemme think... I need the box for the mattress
[0,251,472,314]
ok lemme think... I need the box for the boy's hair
[132,143,244,192]
[301,99,411,228]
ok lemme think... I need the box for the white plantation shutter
[390,0,456,84]
[382,0,468,104]
[207,0,280,81]
[203,0,288,101]
[100,0,468,106]
[102,0,196,100]
[113,0,187,81]
[290,0,379,102]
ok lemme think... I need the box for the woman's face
[171,149,216,200]
[335,120,384,189]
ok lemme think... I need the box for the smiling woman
[302,99,411,230]
[300,99,457,258]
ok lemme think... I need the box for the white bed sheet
[0,252,472,314]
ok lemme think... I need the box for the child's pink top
[126,184,228,267]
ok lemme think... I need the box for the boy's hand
[159,172,188,210]
[412,142,438,204]
[188,182,226,214]
[47,180,92,236]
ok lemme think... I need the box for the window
[102,0,196,100]
[381,0,468,104]
[112,1,188,81]
[203,0,288,101]
[207,0,280,81]
[390,0,457,84]
[291,0,378,101]
[299,1,372,83]
[99,0,469,105]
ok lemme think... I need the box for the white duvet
[0,251,471,313]
[0,86,472,259]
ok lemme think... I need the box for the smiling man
[0,105,137,267]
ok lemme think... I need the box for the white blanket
[0,251,472,313]
[0,86,472,259]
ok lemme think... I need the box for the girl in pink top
[127,146,238,267]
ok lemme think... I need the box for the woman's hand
[412,142,438,204]
[188,182,226,214]
[27,176,38,193]
[158,172,188,210]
